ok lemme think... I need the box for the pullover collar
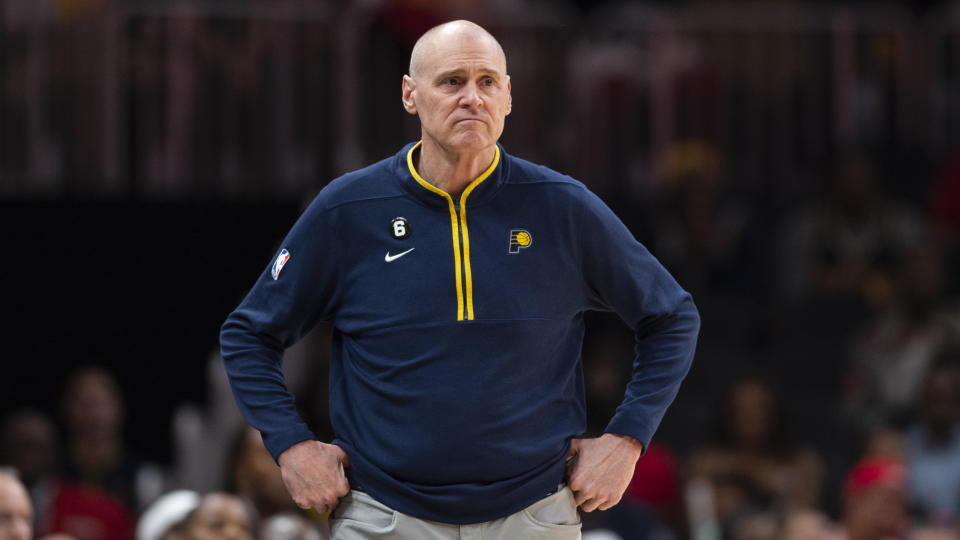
[396,141,506,209]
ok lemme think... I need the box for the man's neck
[416,138,496,200]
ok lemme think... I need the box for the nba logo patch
[508,230,532,254]
[271,249,290,280]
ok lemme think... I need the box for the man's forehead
[410,22,506,77]
[421,39,505,75]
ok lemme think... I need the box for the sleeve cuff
[263,423,318,462]
[604,414,655,456]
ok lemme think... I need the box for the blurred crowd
[2,148,959,536]
[1,367,331,540]
[3,0,960,540]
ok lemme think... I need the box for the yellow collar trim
[406,141,500,200]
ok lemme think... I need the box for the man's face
[403,33,511,154]
[0,477,33,540]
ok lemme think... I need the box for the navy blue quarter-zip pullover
[220,142,700,524]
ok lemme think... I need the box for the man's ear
[401,75,417,114]
[505,76,512,116]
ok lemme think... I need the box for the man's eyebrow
[434,68,503,81]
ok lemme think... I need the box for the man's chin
[447,132,496,153]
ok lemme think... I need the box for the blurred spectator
[929,149,960,301]
[903,355,960,527]
[651,139,763,299]
[726,509,779,540]
[861,427,906,461]
[173,351,246,495]
[38,482,135,540]
[779,155,924,307]
[909,527,957,540]
[137,491,253,540]
[625,441,684,536]
[843,243,960,432]
[225,427,297,519]
[0,409,58,530]
[136,490,198,540]
[582,324,633,437]
[61,367,144,512]
[39,534,80,540]
[1,407,135,540]
[174,334,330,497]
[0,469,33,540]
[834,458,908,540]
[687,378,824,528]
[780,509,835,540]
[183,493,255,540]
[259,513,327,540]
[930,150,960,254]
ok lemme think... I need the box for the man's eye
[446,78,460,86]
[482,78,494,86]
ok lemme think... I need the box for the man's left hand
[566,433,644,512]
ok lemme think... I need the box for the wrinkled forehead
[413,31,507,78]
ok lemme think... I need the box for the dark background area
[1,200,298,462]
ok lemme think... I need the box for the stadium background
[2,0,960,538]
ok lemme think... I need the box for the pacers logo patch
[508,229,532,254]
[271,249,290,280]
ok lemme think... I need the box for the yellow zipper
[406,141,500,320]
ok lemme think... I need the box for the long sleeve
[577,189,700,451]
[219,195,342,460]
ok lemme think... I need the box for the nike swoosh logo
[385,248,415,262]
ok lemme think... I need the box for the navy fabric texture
[220,143,700,524]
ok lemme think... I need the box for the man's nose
[459,82,483,110]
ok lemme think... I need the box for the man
[221,20,699,539]
[0,470,33,540]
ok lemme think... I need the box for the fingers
[597,496,621,511]
[279,441,352,511]
[334,444,351,468]
[572,485,590,508]
[566,434,638,513]
[572,487,600,513]
[313,495,345,516]
[567,438,581,460]
[290,484,347,510]
[572,488,621,513]
[569,468,622,513]
[335,464,351,496]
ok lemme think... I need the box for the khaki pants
[330,487,582,540]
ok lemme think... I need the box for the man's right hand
[277,440,351,514]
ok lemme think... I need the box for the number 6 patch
[391,217,410,239]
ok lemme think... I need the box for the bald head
[401,19,512,161]
[0,471,33,540]
[409,20,506,79]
